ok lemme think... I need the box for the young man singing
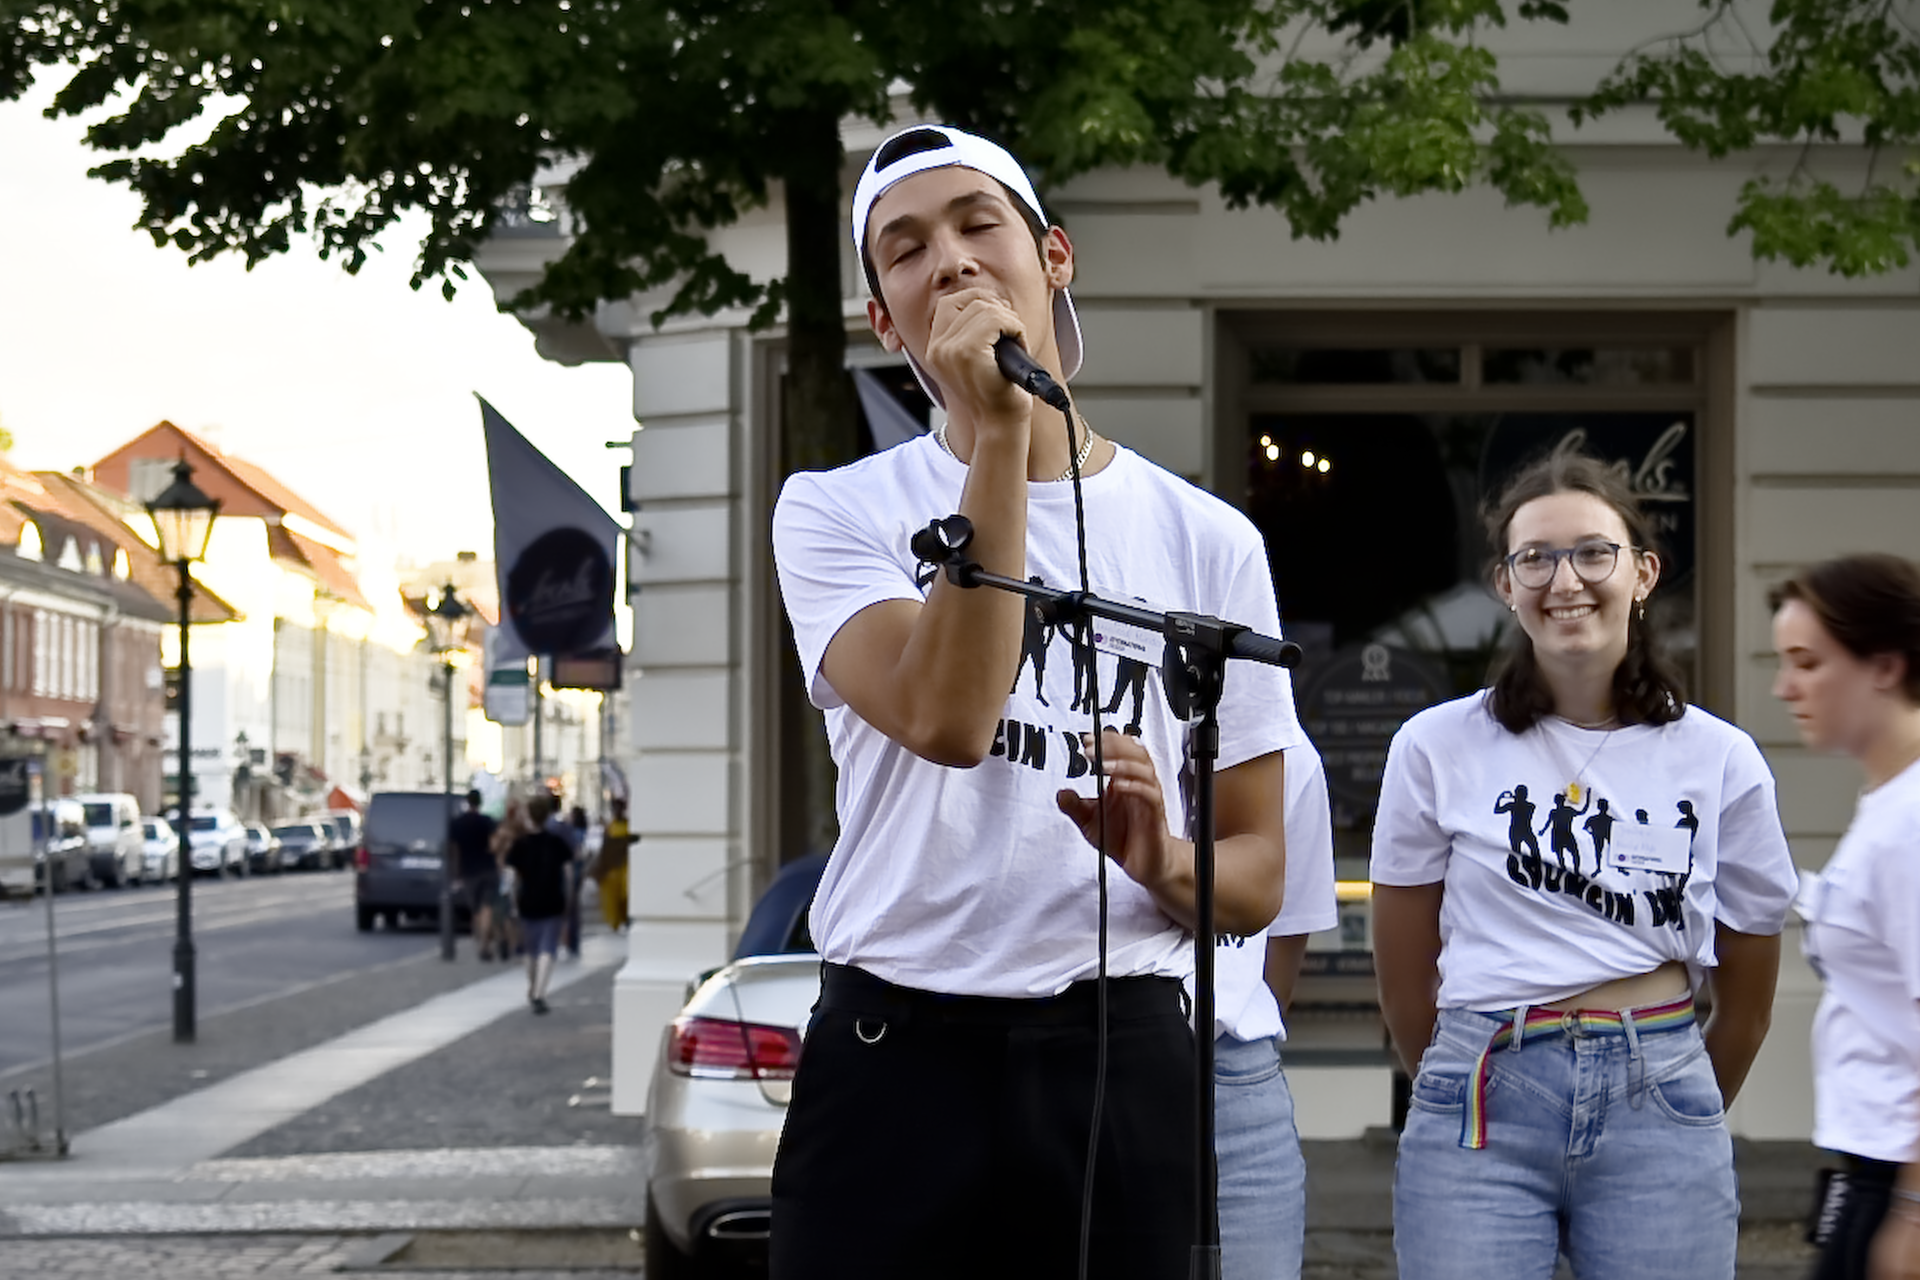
[769,125,1301,1280]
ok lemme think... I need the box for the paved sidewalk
[0,931,630,1238]
[0,910,1830,1276]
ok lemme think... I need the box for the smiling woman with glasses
[1771,554,1920,1280]
[1369,448,1797,1280]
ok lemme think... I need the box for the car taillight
[353,845,370,872]
[667,1016,802,1081]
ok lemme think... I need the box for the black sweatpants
[1811,1155,1898,1280]
[770,963,1198,1280]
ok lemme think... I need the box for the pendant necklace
[1544,715,1620,805]
[934,418,1096,482]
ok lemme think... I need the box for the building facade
[478,10,1920,1127]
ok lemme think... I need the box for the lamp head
[145,457,221,563]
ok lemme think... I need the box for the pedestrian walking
[490,799,534,961]
[545,792,585,959]
[589,797,633,933]
[768,123,1299,1280]
[1212,739,1338,1280]
[448,790,500,960]
[506,795,573,1014]
[1370,448,1798,1280]
[1771,553,1920,1280]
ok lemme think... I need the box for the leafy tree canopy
[0,0,1915,469]
[0,0,1590,317]
[1577,0,1920,278]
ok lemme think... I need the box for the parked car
[244,823,285,875]
[76,792,145,889]
[642,853,826,1279]
[0,806,31,898]
[31,799,93,893]
[272,820,334,872]
[317,809,363,868]
[139,818,181,884]
[185,808,249,877]
[353,791,462,932]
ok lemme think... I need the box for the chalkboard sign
[1297,642,1452,811]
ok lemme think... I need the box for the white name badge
[1607,825,1693,876]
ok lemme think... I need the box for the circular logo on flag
[505,528,612,654]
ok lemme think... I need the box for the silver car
[641,854,824,1278]
[139,818,181,884]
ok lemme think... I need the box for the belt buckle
[1561,1010,1582,1038]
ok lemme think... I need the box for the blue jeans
[521,914,564,958]
[1216,1034,1306,1280]
[1394,1007,1736,1280]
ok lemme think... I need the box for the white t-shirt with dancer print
[773,434,1302,999]
[1206,738,1340,1043]
[1370,691,1797,1010]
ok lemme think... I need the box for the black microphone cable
[1055,393,1110,1280]
[991,335,1111,1280]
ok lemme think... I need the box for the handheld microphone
[993,334,1072,411]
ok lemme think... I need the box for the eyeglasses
[1504,539,1635,590]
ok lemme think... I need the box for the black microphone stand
[912,514,1301,1280]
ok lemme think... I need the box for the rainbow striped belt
[1461,994,1695,1150]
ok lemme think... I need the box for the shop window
[1483,347,1695,387]
[1249,347,1461,385]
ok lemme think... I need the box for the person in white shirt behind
[1210,739,1338,1280]
[1771,553,1920,1280]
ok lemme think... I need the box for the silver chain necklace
[1542,716,1620,806]
[934,418,1095,482]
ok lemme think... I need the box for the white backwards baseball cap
[851,124,1084,408]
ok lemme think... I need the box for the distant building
[88,422,454,817]
[0,459,236,809]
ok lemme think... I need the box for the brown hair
[1769,554,1920,703]
[1482,448,1687,733]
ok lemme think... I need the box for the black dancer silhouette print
[1539,790,1592,872]
[1103,657,1151,735]
[1583,798,1617,875]
[1496,785,1541,858]
[1069,625,1099,712]
[1674,799,1699,842]
[1672,799,1701,890]
[1012,578,1054,705]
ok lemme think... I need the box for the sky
[0,79,636,582]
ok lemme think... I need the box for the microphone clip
[911,514,981,589]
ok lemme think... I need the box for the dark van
[354,791,462,932]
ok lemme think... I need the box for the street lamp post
[425,583,470,963]
[146,460,220,1044]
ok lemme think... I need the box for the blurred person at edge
[490,798,535,960]
[1771,554,1920,1280]
[542,792,584,959]
[590,797,633,933]
[767,124,1300,1280]
[448,790,501,960]
[1371,449,1797,1280]
[1208,738,1338,1280]
[506,795,572,1014]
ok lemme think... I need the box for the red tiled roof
[91,421,353,542]
[3,463,241,624]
